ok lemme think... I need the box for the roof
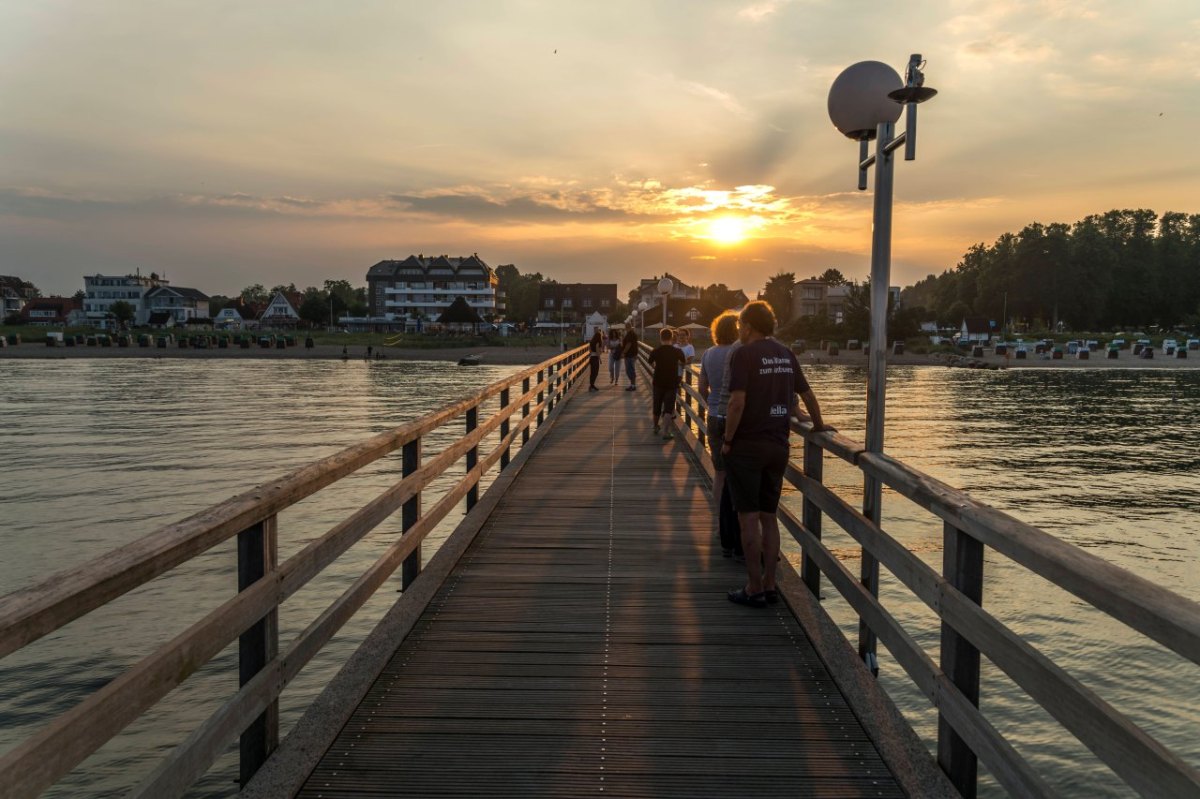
[366,255,496,282]
[962,317,991,334]
[146,286,209,301]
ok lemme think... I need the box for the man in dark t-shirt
[648,328,687,439]
[721,301,833,608]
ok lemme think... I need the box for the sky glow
[1,0,1197,297]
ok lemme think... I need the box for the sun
[705,215,753,245]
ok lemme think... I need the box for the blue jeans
[624,357,636,385]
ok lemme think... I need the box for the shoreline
[0,343,565,366]
[3,342,1200,370]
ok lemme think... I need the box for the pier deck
[295,385,904,798]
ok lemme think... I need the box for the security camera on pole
[827,55,936,675]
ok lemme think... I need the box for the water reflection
[1,361,1198,797]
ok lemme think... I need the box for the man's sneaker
[653,424,660,434]
[662,430,673,440]
[625,386,636,391]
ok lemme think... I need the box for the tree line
[902,209,1200,331]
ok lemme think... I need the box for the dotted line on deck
[598,399,616,793]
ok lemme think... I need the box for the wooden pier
[2,344,1199,798]
[287,386,911,798]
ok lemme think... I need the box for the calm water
[2,360,1199,797]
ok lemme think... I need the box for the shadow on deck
[248,383,948,798]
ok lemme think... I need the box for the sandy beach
[0,342,565,366]
[3,341,1199,369]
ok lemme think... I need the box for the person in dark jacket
[587,329,603,391]
[621,328,640,390]
[648,328,686,439]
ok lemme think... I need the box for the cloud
[681,81,749,117]
[737,0,797,22]
[386,190,642,222]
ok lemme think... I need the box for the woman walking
[621,327,640,390]
[587,328,604,391]
[608,328,623,385]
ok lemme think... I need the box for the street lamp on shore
[637,301,648,339]
[828,55,936,674]
[657,277,673,332]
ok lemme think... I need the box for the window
[582,298,593,308]
[544,298,555,308]
[601,299,610,308]
[562,299,573,308]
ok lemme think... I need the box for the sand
[3,341,1198,370]
[0,342,565,366]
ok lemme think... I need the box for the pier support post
[537,370,545,426]
[401,438,422,589]
[522,376,531,444]
[237,515,278,787]
[466,406,479,510]
[499,388,511,469]
[801,439,824,597]
[547,363,556,413]
[938,521,984,797]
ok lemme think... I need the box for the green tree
[240,284,269,305]
[817,268,848,285]
[761,272,795,325]
[109,300,136,326]
[701,283,739,309]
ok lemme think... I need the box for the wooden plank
[788,459,1200,796]
[0,352,578,659]
[857,449,1200,667]
[294,380,906,799]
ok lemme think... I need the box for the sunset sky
[2,0,1197,298]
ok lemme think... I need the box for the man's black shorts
[652,381,678,419]
[725,438,789,513]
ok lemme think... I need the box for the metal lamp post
[637,301,648,339]
[657,277,673,333]
[828,55,936,674]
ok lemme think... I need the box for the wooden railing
[643,344,1200,798]
[0,345,590,799]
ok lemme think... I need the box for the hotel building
[366,254,502,323]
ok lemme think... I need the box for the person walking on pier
[587,329,604,391]
[607,328,623,385]
[698,312,742,559]
[722,301,831,608]
[621,327,640,391]
[649,328,686,439]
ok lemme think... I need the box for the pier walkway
[5,345,1199,799]
[290,386,906,798]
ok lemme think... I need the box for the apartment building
[536,283,618,323]
[366,254,502,322]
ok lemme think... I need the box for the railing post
[466,405,479,510]
[938,521,984,798]
[522,376,531,444]
[537,369,545,425]
[547,363,556,413]
[499,387,511,469]
[237,515,278,787]
[801,438,823,597]
[401,437,422,589]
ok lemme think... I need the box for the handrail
[0,346,583,659]
[0,345,589,799]
[664,351,1200,798]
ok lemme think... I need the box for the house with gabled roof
[366,254,501,324]
[259,290,302,328]
[145,286,210,325]
[960,317,992,344]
